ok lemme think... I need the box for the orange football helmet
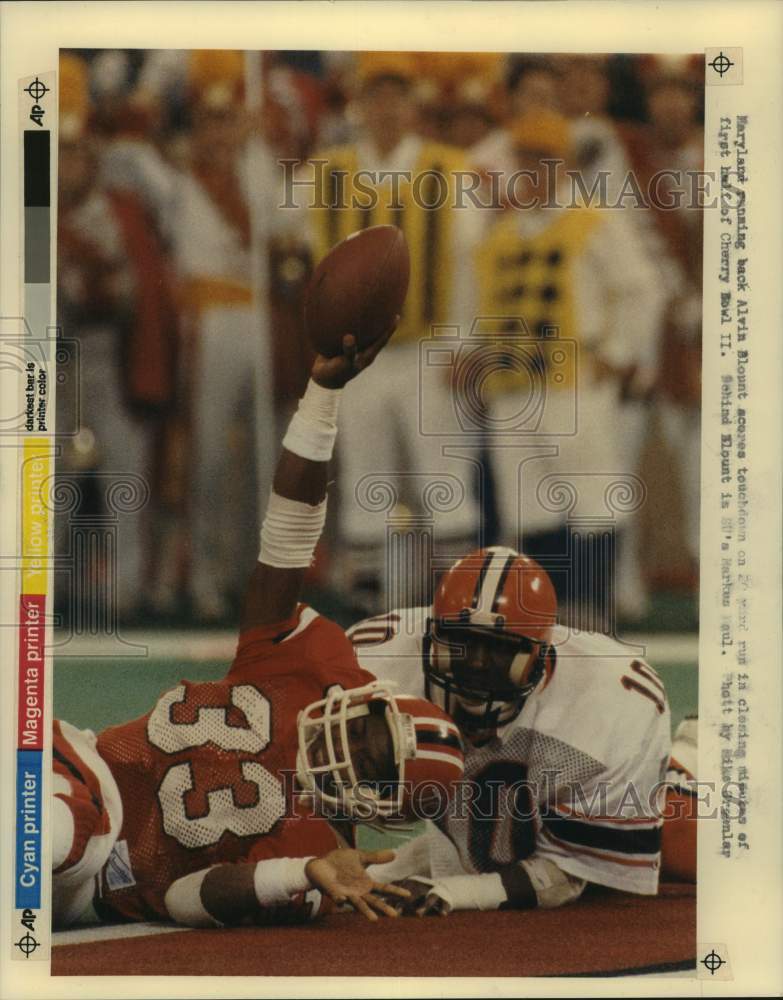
[425,546,558,730]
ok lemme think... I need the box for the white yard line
[54,922,191,947]
[51,631,699,665]
[50,631,238,661]
[626,633,699,664]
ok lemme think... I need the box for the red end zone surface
[53,885,695,978]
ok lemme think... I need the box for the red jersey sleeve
[245,804,338,863]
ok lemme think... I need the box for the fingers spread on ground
[366,894,400,918]
[349,895,378,921]
[370,882,410,898]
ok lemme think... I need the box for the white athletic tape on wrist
[519,856,586,909]
[163,868,224,928]
[365,832,436,882]
[282,379,342,462]
[432,873,507,912]
[259,492,327,568]
[253,857,315,908]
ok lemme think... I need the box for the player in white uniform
[350,546,693,913]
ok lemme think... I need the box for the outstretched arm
[412,857,586,916]
[163,847,409,927]
[240,326,395,631]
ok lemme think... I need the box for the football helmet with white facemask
[296,681,464,821]
[424,546,557,735]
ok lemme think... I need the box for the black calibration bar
[24,130,50,283]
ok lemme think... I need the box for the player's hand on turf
[311,317,399,389]
[305,848,410,921]
[375,876,438,917]
[416,881,453,917]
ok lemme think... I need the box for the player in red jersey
[53,321,465,929]
[81,674,459,926]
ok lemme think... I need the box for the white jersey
[348,609,672,895]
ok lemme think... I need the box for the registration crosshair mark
[24,78,50,102]
[14,931,40,958]
[701,949,726,975]
[708,52,734,77]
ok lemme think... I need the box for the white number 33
[147,684,286,849]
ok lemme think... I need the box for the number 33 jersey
[350,609,672,896]
[94,606,373,921]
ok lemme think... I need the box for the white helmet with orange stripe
[297,681,464,820]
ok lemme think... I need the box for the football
[304,225,410,357]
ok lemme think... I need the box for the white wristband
[282,379,342,462]
[163,868,224,928]
[259,491,327,568]
[253,857,315,908]
[435,873,508,912]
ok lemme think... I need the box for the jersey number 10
[621,661,667,715]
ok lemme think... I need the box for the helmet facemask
[425,547,557,739]
[424,621,545,738]
[296,682,413,820]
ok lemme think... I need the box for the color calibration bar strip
[14,74,55,963]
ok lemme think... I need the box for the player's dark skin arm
[239,449,329,630]
[497,864,538,909]
[201,862,259,924]
[240,324,396,632]
[178,849,407,926]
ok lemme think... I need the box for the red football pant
[660,788,697,883]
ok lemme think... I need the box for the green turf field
[53,587,698,733]
[53,654,697,734]
[53,640,696,853]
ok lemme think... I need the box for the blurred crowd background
[56,48,703,631]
